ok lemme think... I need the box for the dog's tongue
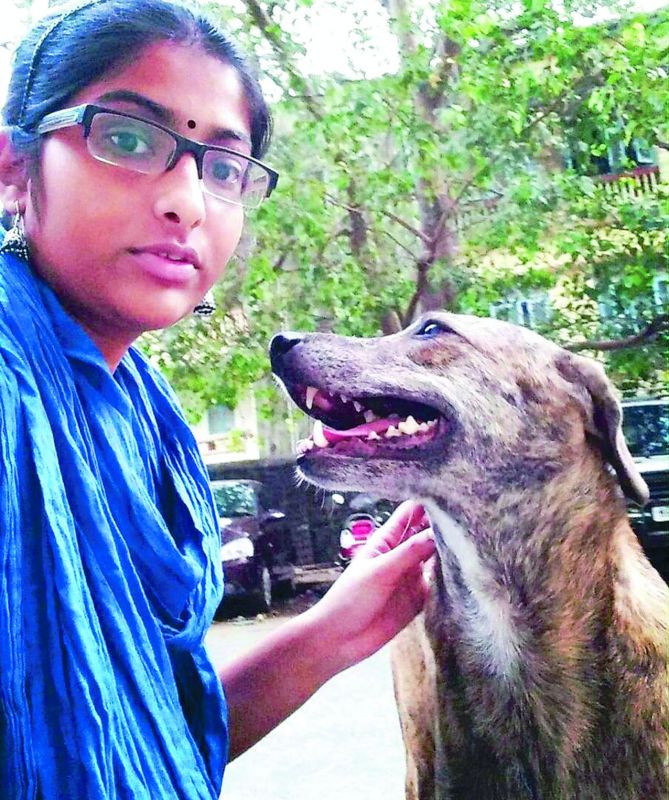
[321,418,395,443]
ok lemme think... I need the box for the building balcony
[597,164,661,199]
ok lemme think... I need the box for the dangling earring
[1,201,30,261]
[193,289,216,317]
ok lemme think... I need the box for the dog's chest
[425,506,523,681]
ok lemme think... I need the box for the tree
[51,0,669,414]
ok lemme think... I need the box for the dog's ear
[556,353,649,506]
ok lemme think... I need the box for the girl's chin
[99,299,202,339]
[133,290,206,325]
[135,305,200,332]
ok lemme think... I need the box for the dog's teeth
[296,438,314,455]
[367,431,380,440]
[340,394,350,403]
[305,386,318,411]
[312,419,329,448]
[399,415,420,435]
[426,419,437,428]
[417,422,430,433]
[385,425,401,438]
[353,401,364,413]
[364,410,377,423]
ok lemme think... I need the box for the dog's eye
[415,320,453,338]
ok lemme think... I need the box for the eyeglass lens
[87,112,268,208]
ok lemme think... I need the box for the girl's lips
[129,249,198,285]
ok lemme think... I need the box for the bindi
[187,119,197,129]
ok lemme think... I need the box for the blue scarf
[0,249,227,799]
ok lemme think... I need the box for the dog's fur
[270,311,669,800]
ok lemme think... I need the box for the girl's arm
[218,501,435,759]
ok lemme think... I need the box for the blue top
[0,249,227,798]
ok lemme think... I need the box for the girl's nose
[152,153,206,230]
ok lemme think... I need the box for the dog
[270,311,669,800]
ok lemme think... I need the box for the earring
[193,289,216,317]
[1,201,30,261]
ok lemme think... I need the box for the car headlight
[220,537,254,562]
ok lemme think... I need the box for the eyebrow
[95,90,252,148]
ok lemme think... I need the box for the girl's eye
[209,157,244,188]
[107,130,151,156]
[416,320,454,338]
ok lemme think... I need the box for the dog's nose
[270,332,303,365]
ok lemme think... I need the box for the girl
[0,1,435,797]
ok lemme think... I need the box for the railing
[452,165,662,230]
[597,165,661,199]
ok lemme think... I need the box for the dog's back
[269,311,669,800]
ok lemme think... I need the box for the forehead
[71,42,252,142]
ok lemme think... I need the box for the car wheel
[249,564,272,614]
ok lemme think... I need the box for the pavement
[206,593,407,800]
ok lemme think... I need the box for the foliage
[140,1,669,411]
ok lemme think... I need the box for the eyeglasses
[35,104,279,209]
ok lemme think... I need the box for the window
[653,273,668,307]
[490,292,552,329]
[566,129,657,177]
[622,404,669,458]
[631,139,656,165]
[208,405,235,435]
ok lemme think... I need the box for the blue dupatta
[0,249,227,799]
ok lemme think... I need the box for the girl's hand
[220,501,435,758]
[305,500,436,675]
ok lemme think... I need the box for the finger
[391,549,437,621]
[366,527,436,576]
[357,500,427,558]
[422,553,437,583]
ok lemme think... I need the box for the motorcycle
[337,496,394,566]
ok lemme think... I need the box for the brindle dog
[270,311,669,800]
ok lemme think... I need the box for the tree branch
[377,227,420,261]
[241,0,324,120]
[403,259,431,325]
[431,68,605,245]
[324,192,432,246]
[379,208,432,245]
[564,315,669,353]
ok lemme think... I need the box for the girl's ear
[0,129,30,213]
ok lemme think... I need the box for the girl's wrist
[297,599,352,682]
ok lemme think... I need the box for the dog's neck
[423,446,628,578]
[419,452,631,680]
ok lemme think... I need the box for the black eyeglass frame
[34,103,279,205]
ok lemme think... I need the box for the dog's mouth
[284,382,451,460]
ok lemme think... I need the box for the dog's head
[270,311,647,512]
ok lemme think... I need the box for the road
[206,597,407,800]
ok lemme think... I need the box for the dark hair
[3,0,272,163]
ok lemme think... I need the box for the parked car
[212,479,296,614]
[622,398,669,582]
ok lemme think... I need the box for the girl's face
[22,42,252,368]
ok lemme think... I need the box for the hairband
[18,0,103,128]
